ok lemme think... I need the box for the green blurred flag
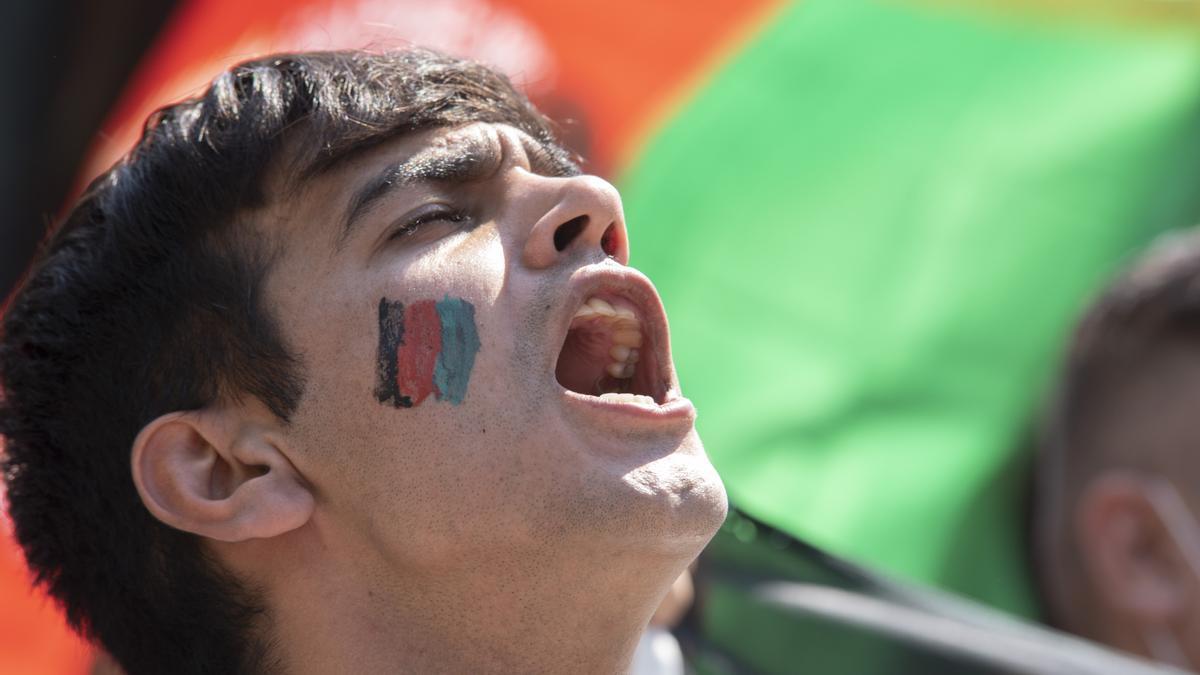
[622,0,1200,618]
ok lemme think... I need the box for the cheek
[374,295,482,409]
[369,229,504,410]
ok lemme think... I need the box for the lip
[551,262,693,424]
[560,388,696,422]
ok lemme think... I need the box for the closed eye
[389,205,469,241]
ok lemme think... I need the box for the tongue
[556,305,664,402]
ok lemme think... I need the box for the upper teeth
[573,296,643,381]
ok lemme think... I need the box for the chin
[616,431,729,553]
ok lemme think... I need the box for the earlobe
[131,408,314,542]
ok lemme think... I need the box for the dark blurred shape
[0,0,177,300]
[682,507,1176,674]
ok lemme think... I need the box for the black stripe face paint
[374,298,411,408]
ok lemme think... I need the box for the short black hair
[0,49,571,675]
[1035,228,1200,629]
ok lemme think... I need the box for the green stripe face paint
[433,295,481,405]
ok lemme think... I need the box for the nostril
[601,224,617,256]
[553,215,589,252]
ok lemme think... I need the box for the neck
[235,522,688,674]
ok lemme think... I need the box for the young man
[0,50,728,674]
[1036,229,1200,670]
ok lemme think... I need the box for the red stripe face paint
[394,299,442,407]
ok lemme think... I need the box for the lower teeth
[598,392,656,405]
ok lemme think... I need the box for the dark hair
[0,49,570,674]
[1034,228,1200,628]
[1041,230,1200,486]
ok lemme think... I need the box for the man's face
[261,123,726,573]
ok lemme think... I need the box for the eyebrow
[337,134,502,250]
[336,131,581,251]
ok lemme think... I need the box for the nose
[520,174,630,269]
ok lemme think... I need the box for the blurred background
[6,0,1200,672]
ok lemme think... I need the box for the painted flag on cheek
[396,300,442,407]
[375,296,481,408]
[433,295,482,405]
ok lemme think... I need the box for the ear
[1075,472,1194,625]
[130,405,314,542]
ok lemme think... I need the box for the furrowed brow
[337,135,500,250]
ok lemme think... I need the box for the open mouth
[555,293,666,406]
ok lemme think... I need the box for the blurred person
[0,49,728,674]
[1036,229,1200,670]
